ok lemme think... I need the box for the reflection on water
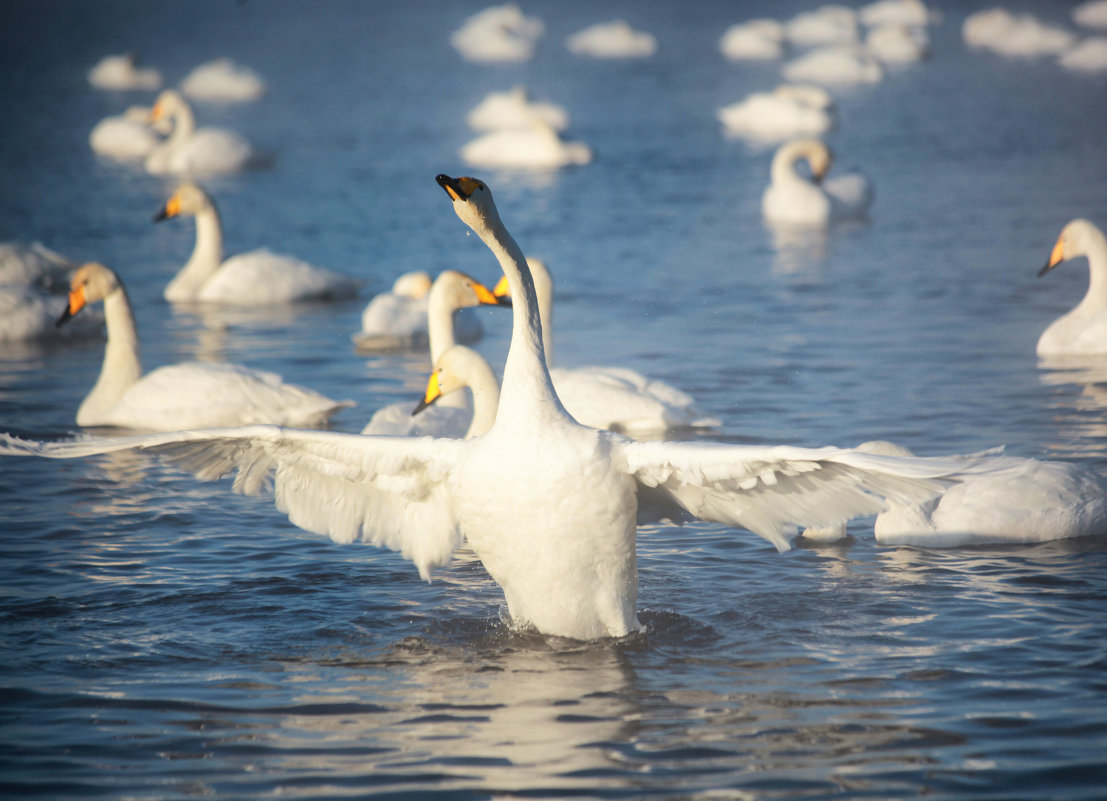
[1038,354,1107,457]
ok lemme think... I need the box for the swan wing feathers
[616,440,982,551]
[0,428,466,579]
[207,250,357,303]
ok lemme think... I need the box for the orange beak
[56,285,87,328]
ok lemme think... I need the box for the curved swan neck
[464,356,501,439]
[164,199,224,302]
[427,284,458,364]
[529,259,555,365]
[1079,224,1107,309]
[166,98,195,144]
[79,285,142,424]
[771,141,812,187]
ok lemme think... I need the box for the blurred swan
[89,105,164,161]
[1060,37,1107,72]
[865,24,930,64]
[496,258,720,436]
[155,182,358,305]
[802,441,1107,546]
[963,9,1075,58]
[719,19,786,61]
[859,0,939,27]
[144,89,260,176]
[783,45,884,85]
[566,20,657,59]
[405,344,501,439]
[87,53,162,91]
[1075,0,1107,29]
[461,119,591,170]
[181,58,266,102]
[1037,219,1107,356]
[0,174,997,640]
[467,86,569,132]
[786,6,859,47]
[0,286,102,343]
[0,242,74,290]
[451,4,544,63]
[762,138,873,227]
[55,263,352,430]
[717,84,835,143]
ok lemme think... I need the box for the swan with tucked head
[762,138,872,226]
[1037,219,1107,356]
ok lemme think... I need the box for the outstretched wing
[615,439,983,551]
[1,427,468,579]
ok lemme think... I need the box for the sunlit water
[2,1,1107,798]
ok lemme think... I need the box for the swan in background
[0,242,74,290]
[859,0,939,27]
[87,53,162,90]
[963,9,1075,58]
[762,138,873,227]
[565,20,658,59]
[1060,37,1107,73]
[397,344,501,440]
[54,263,352,430]
[786,6,860,48]
[461,119,591,170]
[783,45,884,85]
[144,89,260,176]
[0,286,102,344]
[181,58,266,102]
[1075,0,1107,29]
[0,174,998,640]
[89,105,166,161]
[451,4,544,63]
[154,182,358,305]
[1037,219,1107,356]
[717,84,835,143]
[865,24,930,64]
[719,19,786,61]
[802,441,1107,546]
[467,86,569,132]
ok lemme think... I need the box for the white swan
[762,138,873,227]
[144,90,260,176]
[865,24,930,64]
[87,53,162,91]
[1075,0,1107,30]
[155,182,358,305]
[0,242,74,290]
[802,441,1107,546]
[460,119,591,170]
[451,4,545,63]
[783,45,884,85]
[1037,219,1107,356]
[54,263,352,430]
[717,84,835,143]
[467,86,569,132]
[89,105,164,161]
[785,6,860,47]
[353,270,488,353]
[0,285,102,343]
[0,175,996,640]
[859,0,939,28]
[495,258,720,436]
[1060,37,1107,73]
[963,9,1076,58]
[719,19,786,61]
[410,344,501,439]
[565,20,657,59]
[180,58,266,102]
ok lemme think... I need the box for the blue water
[2,0,1107,798]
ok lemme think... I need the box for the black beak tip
[153,208,168,223]
[1038,262,1053,278]
[435,174,451,188]
[497,296,513,307]
[412,398,431,417]
[56,309,73,329]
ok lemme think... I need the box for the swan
[451,4,545,63]
[89,105,163,161]
[783,45,884,85]
[467,86,569,132]
[180,58,266,102]
[155,182,358,305]
[719,19,786,61]
[87,53,162,91]
[859,0,939,28]
[1060,37,1107,73]
[802,441,1107,546]
[409,344,501,439]
[0,285,103,343]
[54,262,351,430]
[762,139,873,227]
[0,242,74,290]
[0,175,997,640]
[865,24,930,64]
[144,90,260,176]
[494,258,720,436]
[785,6,860,48]
[1036,219,1107,356]
[717,84,835,143]
[353,270,488,353]
[963,9,1076,58]
[565,20,658,59]
[460,119,591,170]
[1075,0,1107,30]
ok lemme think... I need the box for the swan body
[145,90,258,176]
[786,6,860,48]
[451,4,544,63]
[0,242,74,290]
[88,53,162,91]
[866,24,930,64]
[353,270,486,353]
[181,59,266,102]
[859,0,939,27]
[803,442,1107,546]
[963,9,1076,58]
[566,21,657,59]
[762,139,873,227]
[467,86,569,132]
[0,286,101,343]
[90,106,161,160]
[1075,0,1107,30]
[0,176,999,640]
[719,19,786,61]
[1037,219,1107,356]
[1060,37,1107,73]
[461,121,591,170]
[156,182,358,305]
[717,84,835,143]
[783,45,884,85]
[56,263,351,430]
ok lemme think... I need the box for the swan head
[430,269,506,311]
[1039,219,1105,277]
[391,271,433,299]
[57,262,120,328]
[149,89,188,123]
[436,174,504,237]
[412,345,488,416]
[154,182,211,222]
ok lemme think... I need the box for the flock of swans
[2,2,1107,639]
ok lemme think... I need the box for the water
[2,0,1107,798]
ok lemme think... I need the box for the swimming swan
[144,90,260,176]
[762,138,873,227]
[155,182,358,305]
[0,176,996,640]
[353,270,489,353]
[1037,219,1107,356]
[717,85,835,143]
[54,263,352,430]
[88,53,162,91]
[89,105,165,161]
[461,119,591,170]
[180,58,266,102]
[410,344,501,439]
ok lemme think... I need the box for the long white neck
[427,286,460,364]
[77,287,143,425]
[164,202,224,302]
[771,141,813,188]
[528,259,555,365]
[463,355,501,439]
[165,100,195,146]
[1075,225,1107,318]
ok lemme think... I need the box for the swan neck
[1081,228,1107,309]
[165,202,223,302]
[81,286,142,422]
[771,141,810,186]
[533,265,555,365]
[427,286,457,364]
[465,360,501,439]
[167,100,195,143]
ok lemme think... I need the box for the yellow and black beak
[1038,237,1065,278]
[153,194,181,223]
[492,274,512,305]
[473,279,509,307]
[56,285,87,329]
[412,369,443,416]
[436,174,483,202]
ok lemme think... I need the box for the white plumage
[762,138,873,227]
[144,90,260,176]
[1037,219,1107,356]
